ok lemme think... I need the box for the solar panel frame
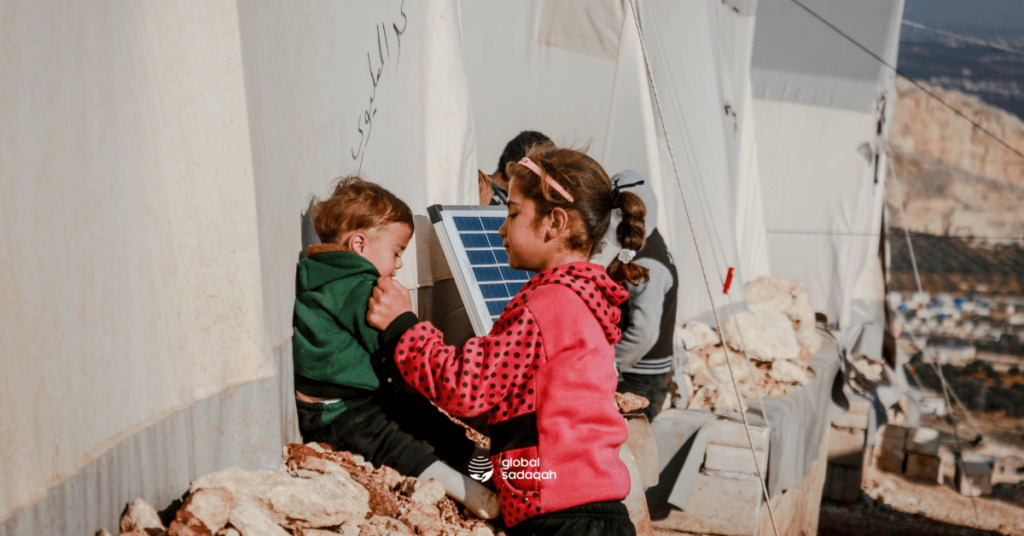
[428,204,532,336]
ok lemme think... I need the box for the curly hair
[312,176,414,245]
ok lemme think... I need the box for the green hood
[298,251,380,291]
[292,249,385,397]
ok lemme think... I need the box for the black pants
[295,388,476,477]
[508,500,635,536]
[617,372,669,421]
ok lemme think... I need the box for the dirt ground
[819,382,1024,535]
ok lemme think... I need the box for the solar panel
[427,205,533,336]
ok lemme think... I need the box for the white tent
[463,0,775,324]
[2,0,898,533]
[751,0,904,356]
[1,1,474,533]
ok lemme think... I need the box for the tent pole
[626,2,780,534]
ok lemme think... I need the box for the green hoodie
[292,249,382,397]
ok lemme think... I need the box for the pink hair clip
[519,157,574,203]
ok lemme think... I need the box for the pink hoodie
[391,262,631,526]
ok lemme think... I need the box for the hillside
[889,78,1024,242]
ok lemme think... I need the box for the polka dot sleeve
[393,305,543,419]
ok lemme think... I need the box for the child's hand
[367,276,414,330]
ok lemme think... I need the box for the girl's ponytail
[607,191,650,286]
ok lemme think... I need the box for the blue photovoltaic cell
[505,281,525,295]
[481,217,505,231]
[460,233,490,248]
[441,208,539,330]
[454,217,483,231]
[499,266,530,281]
[466,249,496,265]
[480,283,510,299]
[473,267,503,282]
[486,300,507,316]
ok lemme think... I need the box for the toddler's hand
[367,276,414,330]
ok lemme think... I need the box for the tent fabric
[1,0,475,529]
[756,100,882,329]
[1,348,297,536]
[752,0,902,348]
[0,1,277,523]
[462,0,756,323]
[751,0,904,113]
[714,0,772,282]
[238,0,478,343]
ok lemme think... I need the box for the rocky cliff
[889,79,1024,242]
[891,78,1024,186]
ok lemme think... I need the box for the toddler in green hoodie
[293,177,498,519]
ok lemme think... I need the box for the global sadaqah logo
[468,455,494,483]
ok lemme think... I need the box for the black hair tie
[610,177,644,209]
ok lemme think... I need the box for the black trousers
[295,387,476,477]
[617,372,669,421]
[508,500,635,536]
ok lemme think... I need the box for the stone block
[828,427,866,467]
[874,448,905,474]
[832,411,869,430]
[904,452,941,483]
[956,461,993,497]
[651,471,762,536]
[906,427,940,457]
[877,425,908,452]
[707,419,769,452]
[847,394,872,415]
[704,444,769,475]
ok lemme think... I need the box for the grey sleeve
[615,259,673,371]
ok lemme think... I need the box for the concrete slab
[704,444,769,475]
[827,427,866,467]
[651,471,762,536]
[707,419,769,452]
[905,427,940,457]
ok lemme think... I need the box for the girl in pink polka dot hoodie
[368,144,649,535]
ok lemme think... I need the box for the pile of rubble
[101,443,494,536]
[677,277,822,412]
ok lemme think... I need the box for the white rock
[692,369,716,388]
[306,442,327,454]
[682,322,720,349]
[470,525,495,536]
[768,360,810,385]
[289,454,350,478]
[229,501,291,536]
[190,467,369,530]
[675,324,697,352]
[708,366,734,385]
[399,477,445,505]
[744,277,821,356]
[178,487,236,533]
[217,529,241,536]
[720,308,801,362]
[685,352,708,375]
[120,498,165,533]
[706,346,728,368]
[713,385,747,413]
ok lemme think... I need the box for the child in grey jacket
[608,171,680,420]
